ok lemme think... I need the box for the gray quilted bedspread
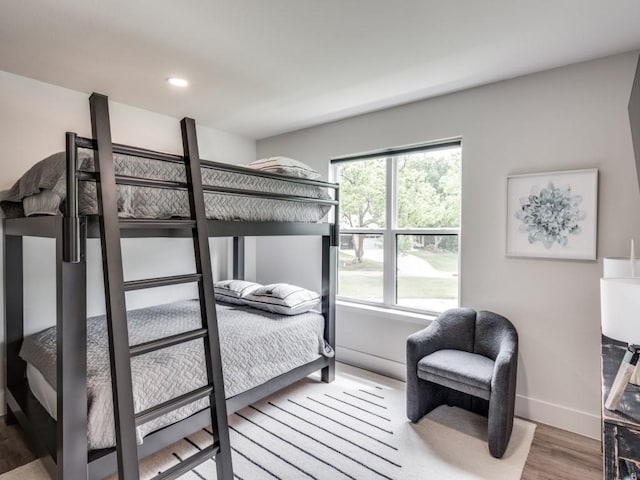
[1,149,332,221]
[19,300,326,450]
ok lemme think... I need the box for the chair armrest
[407,307,478,367]
[491,340,518,392]
[488,335,518,458]
[406,321,445,367]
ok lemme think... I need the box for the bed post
[321,235,337,382]
[55,132,88,479]
[64,133,81,264]
[4,232,24,425]
[321,187,339,383]
[232,237,245,280]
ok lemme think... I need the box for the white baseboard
[514,393,600,440]
[336,345,601,440]
[336,345,406,381]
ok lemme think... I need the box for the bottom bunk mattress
[19,300,329,450]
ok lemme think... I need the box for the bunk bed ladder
[89,93,233,480]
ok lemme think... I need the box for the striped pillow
[214,280,261,305]
[247,157,321,180]
[243,283,321,315]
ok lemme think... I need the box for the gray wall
[0,71,256,410]
[256,51,640,438]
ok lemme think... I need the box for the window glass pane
[337,159,386,229]
[397,147,461,229]
[338,233,383,302]
[396,234,458,312]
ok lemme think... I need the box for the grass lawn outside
[338,272,383,301]
[339,252,383,272]
[338,248,459,303]
[341,248,458,274]
[406,249,458,273]
[339,274,458,301]
[398,276,457,299]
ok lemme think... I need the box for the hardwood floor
[523,421,602,480]
[0,419,35,474]
[0,416,602,478]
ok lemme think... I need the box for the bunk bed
[3,93,339,480]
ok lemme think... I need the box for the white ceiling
[2,1,640,139]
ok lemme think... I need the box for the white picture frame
[506,168,598,260]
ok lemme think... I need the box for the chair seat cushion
[417,349,494,400]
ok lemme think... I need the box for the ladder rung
[119,219,196,229]
[135,385,214,426]
[124,273,201,291]
[130,328,208,357]
[151,443,220,480]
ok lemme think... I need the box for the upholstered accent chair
[406,308,518,458]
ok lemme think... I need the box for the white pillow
[214,280,261,305]
[247,157,321,180]
[243,283,321,315]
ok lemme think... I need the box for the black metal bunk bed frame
[3,93,339,479]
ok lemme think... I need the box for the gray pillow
[214,280,261,305]
[246,157,321,180]
[243,283,321,315]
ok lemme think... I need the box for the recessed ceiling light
[167,77,189,88]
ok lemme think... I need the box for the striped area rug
[4,364,535,480]
[136,364,535,480]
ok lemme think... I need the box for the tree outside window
[334,144,461,313]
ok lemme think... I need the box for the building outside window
[331,140,461,315]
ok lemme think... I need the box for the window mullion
[383,156,396,306]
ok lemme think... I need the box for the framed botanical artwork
[506,168,598,260]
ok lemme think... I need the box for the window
[332,141,461,315]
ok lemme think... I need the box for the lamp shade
[603,257,640,278]
[600,277,640,345]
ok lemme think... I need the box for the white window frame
[332,140,461,316]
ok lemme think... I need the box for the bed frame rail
[74,135,339,189]
[76,170,338,206]
[63,132,81,263]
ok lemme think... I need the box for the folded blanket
[1,151,69,217]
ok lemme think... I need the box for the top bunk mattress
[19,300,328,450]
[0,149,332,222]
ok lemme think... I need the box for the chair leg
[488,360,517,459]
[487,395,514,458]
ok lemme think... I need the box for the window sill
[336,300,438,326]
